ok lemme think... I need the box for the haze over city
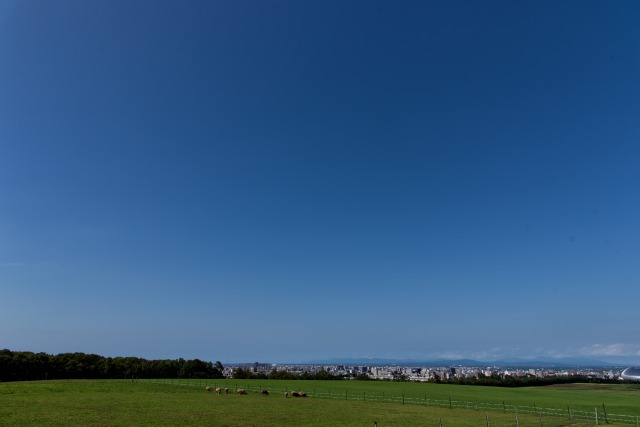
[1,1,639,365]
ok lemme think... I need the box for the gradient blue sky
[1,0,639,364]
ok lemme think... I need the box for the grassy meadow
[1,379,639,426]
[198,379,640,414]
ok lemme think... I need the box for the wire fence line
[145,378,640,426]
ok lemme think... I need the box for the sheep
[261,389,269,395]
[284,391,288,398]
[205,386,212,392]
[224,388,229,394]
[236,388,247,395]
[215,387,222,394]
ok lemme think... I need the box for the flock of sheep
[204,386,307,398]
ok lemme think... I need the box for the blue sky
[1,0,639,364]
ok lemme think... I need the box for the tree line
[429,373,624,387]
[0,349,224,382]
[231,367,343,380]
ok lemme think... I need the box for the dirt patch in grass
[546,383,640,392]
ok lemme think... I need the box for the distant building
[621,367,640,380]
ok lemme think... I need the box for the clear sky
[1,0,639,364]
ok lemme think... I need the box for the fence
[145,378,640,426]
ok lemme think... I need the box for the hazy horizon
[2,1,639,365]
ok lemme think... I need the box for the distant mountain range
[305,356,625,368]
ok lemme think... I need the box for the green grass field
[1,379,638,426]
[196,379,640,414]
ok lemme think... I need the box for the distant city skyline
[1,1,639,364]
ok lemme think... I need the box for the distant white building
[621,367,640,380]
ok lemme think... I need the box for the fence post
[515,414,519,427]
[602,403,608,424]
[539,412,543,427]
[595,407,599,425]
[439,417,442,427]
[486,414,490,427]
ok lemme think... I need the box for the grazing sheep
[300,392,307,398]
[215,387,222,395]
[291,391,300,397]
[261,389,269,395]
[224,388,229,394]
[284,391,288,398]
[236,388,247,395]
[205,386,212,392]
